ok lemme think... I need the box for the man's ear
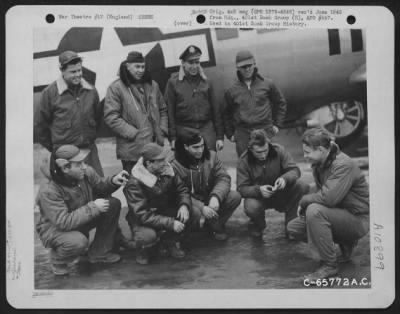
[183,144,189,151]
[61,164,71,173]
[55,159,71,173]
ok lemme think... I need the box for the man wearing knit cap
[35,50,104,176]
[104,51,168,174]
[36,145,130,275]
[123,143,192,265]
[164,45,224,152]
[224,50,287,157]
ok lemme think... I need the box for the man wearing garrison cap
[35,50,104,176]
[164,45,224,152]
[224,50,287,157]
[104,51,168,174]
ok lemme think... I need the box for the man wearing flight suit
[35,50,104,176]
[164,45,224,152]
[224,50,287,157]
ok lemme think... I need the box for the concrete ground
[33,128,370,289]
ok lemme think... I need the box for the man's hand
[176,205,189,224]
[112,170,129,186]
[40,148,52,175]
[272,125,280,135]
[94,198,110,213]
[216,140,224,151]
[202,206,219,220]
[208,196,220,211]
[173,220,185,233]
[228,135,235,142]
[274,178,286,191]
[260,185,275,199]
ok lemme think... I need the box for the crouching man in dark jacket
[123,143,192,265]
[237,129,309,238]
[36,145,129,275]
[287,128,369,282]
[171,131,241,241]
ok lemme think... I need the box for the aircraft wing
[349,63,366,83]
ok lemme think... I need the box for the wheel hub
[305,100,365,141]
[336,108,345,121]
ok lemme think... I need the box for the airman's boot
[135,247,150,265]
[338,240,359,263]
[304,262,339,283]
[166,242,186,258]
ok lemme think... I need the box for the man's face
[250,143,269,161]
[302,144,326,165]
[148,158,166,175]
[237,63,255,80]
[62,161,86,181]
[184,138,205,160]
[182,58,200,76]
[126,62,145,81]
[62,62,82,86]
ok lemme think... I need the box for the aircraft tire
[321,99,367,147]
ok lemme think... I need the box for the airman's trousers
[49,197,121,265]
[287,204,369,266]
[243,180,309,231]
[190,191,242,232]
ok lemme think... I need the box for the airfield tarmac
[33,128,370,289]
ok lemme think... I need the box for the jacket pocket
[87,118,96,127]
[52,120,72,139]
[136,127,153,144]
[57,120,72,130]
[254,87,269,106]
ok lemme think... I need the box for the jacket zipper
[128,86,140,111]
[190,164,202,194]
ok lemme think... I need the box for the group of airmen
[34,45,370,284]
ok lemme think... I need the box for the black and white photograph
[6,5,395,309]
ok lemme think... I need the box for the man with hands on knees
[36,145,129,276]
[171,131,241,241]
[237,129,309,238]
[287,128,369,282]
[123,142,192,265]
